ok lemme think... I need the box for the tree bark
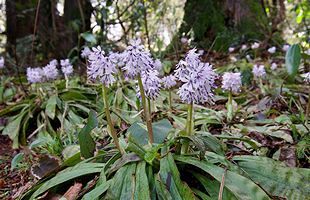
[5,0,37,57]
[64,0,92,50]
[177,0,270,51]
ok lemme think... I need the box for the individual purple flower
[81,47,91,59]
[49,59,58,66]
[121,39,154,78]
[109,52,124,67]
[43,61,58,80]
[228,47,235,53]
[141,69,162,99]
[175,48,217,104]
[153,59,162,71]
[60,59,69,67]
[268,46,276,54]
[0,57,4,69]
[181,37,188,44]
[251,42,259,49]
[282,44,290,52]
[61,59,73,76]
[162,75,177,89]
[271,63,277,70]
[87,46,117,86]
[198,50,204,55]
[222,72,242,93]
[241,44,247,50]
[62,66,73,80]
[27,67,44,83]
[252,64,266,78]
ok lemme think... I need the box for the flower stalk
[137,74,154,144]
[227,90,233,122]
[181,102,194,154]
[102,85,124,154]
[169,91,172,109]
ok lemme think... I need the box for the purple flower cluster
[141,70,162,99]
[109,52,124,67]
[162,75,177,89]
[87,46,117,86]
[27,67,44,83]
[222,72,242,93]
[42,60,58,80]
[26,58,74,84]
[252,64,266,78]
[121,39,155,78]
[175,48,217,104]
[61,59,73,77]
[81,47,91,59]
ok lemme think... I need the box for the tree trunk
[177,0,271,51]
[64,0,92,51]
[5,0,37,58]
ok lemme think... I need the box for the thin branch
[142,1,151,50]
[30,0,41,63]
[116,0,128,45]
[77,0,86,31]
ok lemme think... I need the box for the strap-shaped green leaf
[234,155,310,199]
[78,110,98,158]
[30,163,103,199]
[175,155,270,200]
[285,44,301,79]
[158,151,195,200]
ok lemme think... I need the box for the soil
[0,135,32,200]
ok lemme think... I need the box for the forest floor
[0,135,32,200]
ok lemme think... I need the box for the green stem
[187,103,194,136]
[65,75,69,89]
[181,102,194,154]
[227,90,233,122]
[259,78,266,95]
[137,74,154,144]
[169,91,172,109]
[148,98,151,114]
[102,85,124,154]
